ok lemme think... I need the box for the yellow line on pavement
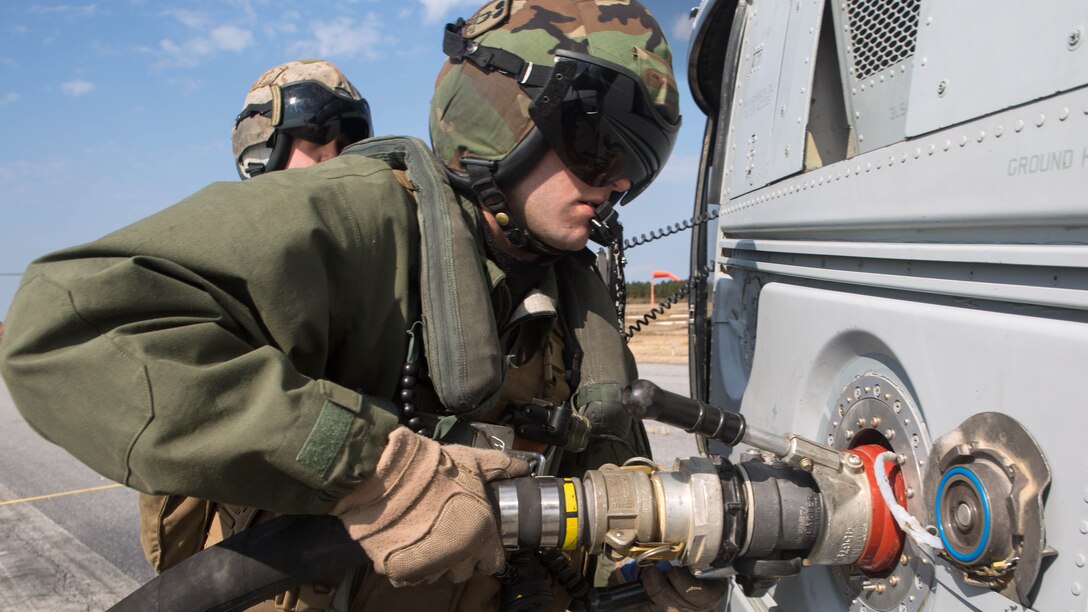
[0,483,123,507]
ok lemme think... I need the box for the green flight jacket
[0,156,412,514]
[0,152,644,516]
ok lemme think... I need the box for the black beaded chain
[399,322,431,437]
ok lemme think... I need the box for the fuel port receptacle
[924,412,1053,608]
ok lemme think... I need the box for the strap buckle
[508,399,590,453]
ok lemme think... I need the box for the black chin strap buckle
[463,158,528,248]
[244,162,267,177]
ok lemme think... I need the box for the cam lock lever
[507,399,590,452]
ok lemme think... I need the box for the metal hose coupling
[492,455,759,570]
[490,380,911,585]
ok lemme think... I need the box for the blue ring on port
[935,466,991,563]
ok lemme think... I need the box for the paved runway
[0,364,699,610]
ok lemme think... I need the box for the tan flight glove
[331,426,530,587]
[639,566,729,612]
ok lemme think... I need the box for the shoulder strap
[556,256,635,440]
[341,136,503,415]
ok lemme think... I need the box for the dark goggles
[236,80,373,146]
[527,50,680,202]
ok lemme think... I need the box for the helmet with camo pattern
[232,59,373,179]
[431,0,681,246]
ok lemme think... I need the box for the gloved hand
[639,566,729,612]
[331,426,530,586]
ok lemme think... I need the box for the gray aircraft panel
[830,0,918,153]
[725,0,793,199]
[717,88,1088,243]
[723,0,826,199]
[906,0,1088,136]
[765,0,825,183]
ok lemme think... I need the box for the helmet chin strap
[460,157,568,260]
[241,132,293,179]
[458,158,626,259]
[264,132,293,175]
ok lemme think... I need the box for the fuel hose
[108,515,363,612]
[108,511,651,611]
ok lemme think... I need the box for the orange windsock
[652,270,681,282]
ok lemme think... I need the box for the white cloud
[0,93,21,105]
[210,25,253,52]
[417,0,480,25]
[158,39,197,67]
[671,12,694,43]
[289,15,388,61]
[30,4,96,17]
[156,25,254,68]
[0,159,72,183]
[164,8,208,30]
[152,7,253,68]
[232,0,258,24]
[90,39,135,58]
[79,139,125,157]
[61,79,96,96]
[265,11,301,37]
[168,76,202,95]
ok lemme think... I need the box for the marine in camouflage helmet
[232,59,373,179]
[431,0,680,251]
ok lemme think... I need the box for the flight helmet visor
[528,50,679,203]
[277,80,373,146]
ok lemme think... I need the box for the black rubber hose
[623,379,746,446]
[108,515,363,612]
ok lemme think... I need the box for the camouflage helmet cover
[430,0,681,174]
[232,59,363,176]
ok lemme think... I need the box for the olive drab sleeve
[0,156,415,514]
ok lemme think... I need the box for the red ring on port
[847,443,907,574]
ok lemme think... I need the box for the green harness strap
[557,257,636,440]
[342,136,504,416]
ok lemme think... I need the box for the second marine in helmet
[233,59,373,179]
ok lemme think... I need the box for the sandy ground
[624,300,689,365]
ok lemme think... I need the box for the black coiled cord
[624,282,691,339]
[622,210,720,250]
[608,209,719,330]
[623,266,712,339]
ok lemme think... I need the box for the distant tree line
[625,280,685,301]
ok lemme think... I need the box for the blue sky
[0,0,706,319]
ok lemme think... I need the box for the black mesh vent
[845,0,921,81]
